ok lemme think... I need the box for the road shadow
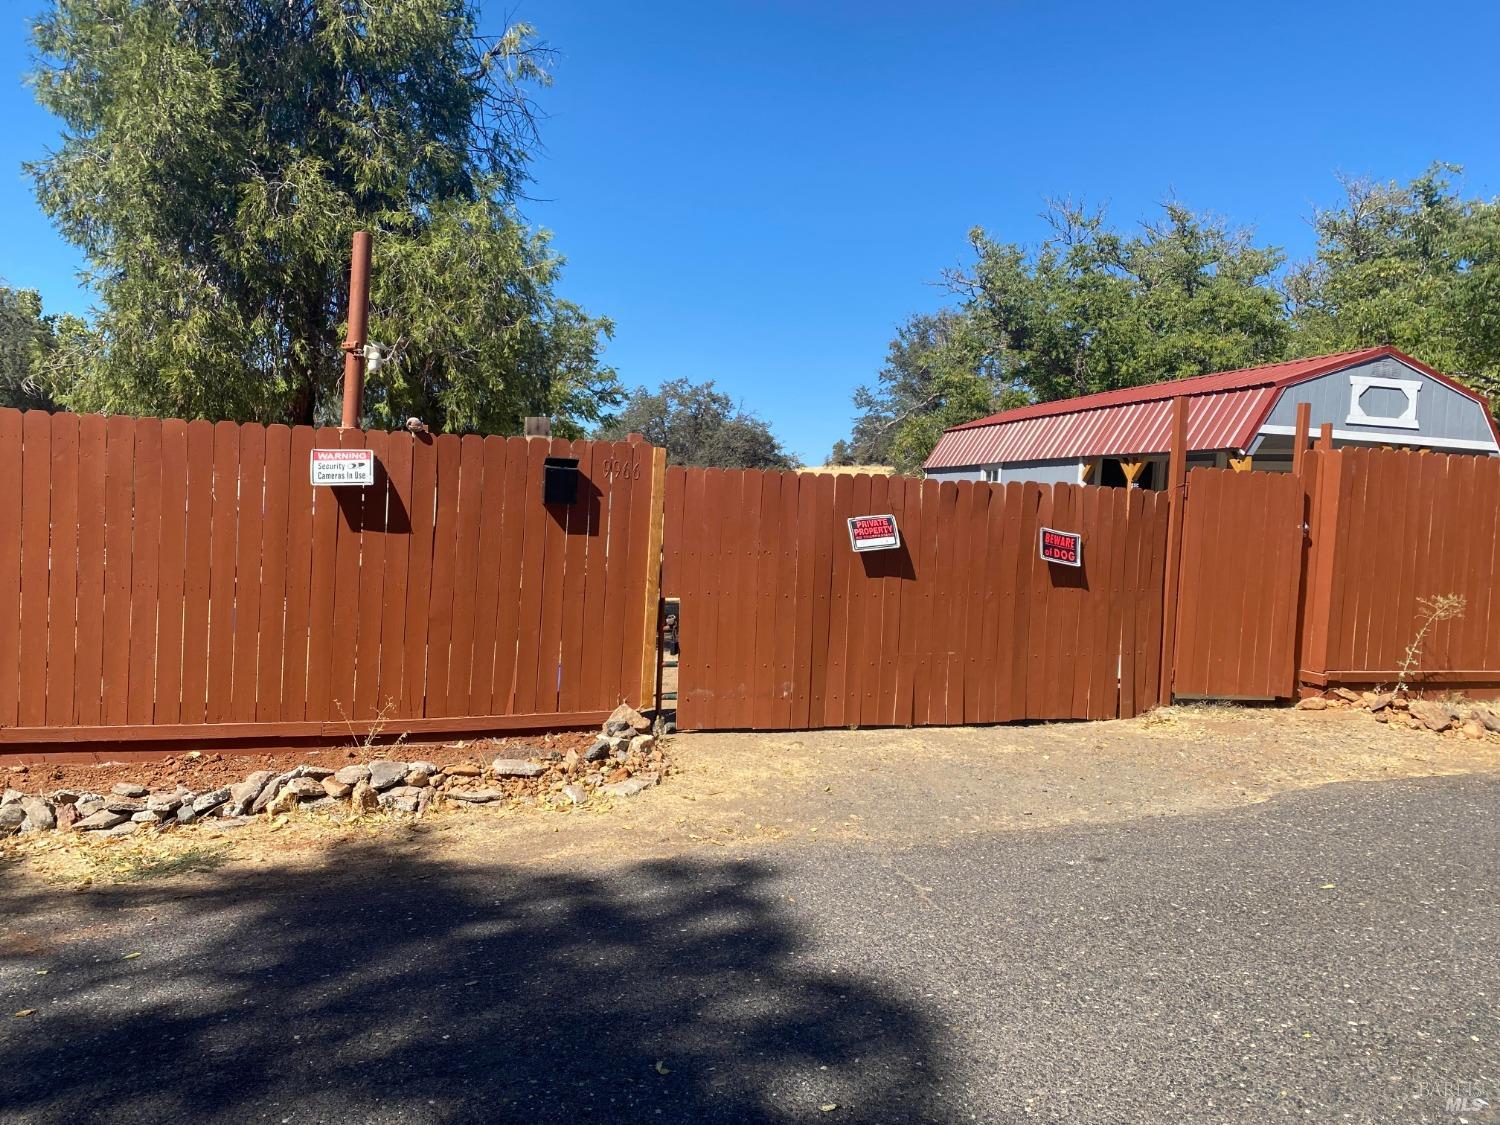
[0,843,941,1123]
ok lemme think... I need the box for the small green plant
[1395,593,1466,695]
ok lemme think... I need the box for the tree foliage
[0,284,81,411]
[839,173,1500,472]
[28,0,619,434]
[1287,164,1500,401]
[598,379,796,469]
[835,311,1027,474]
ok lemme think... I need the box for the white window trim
[1347,375,1421,430]
[1256,423,1500,453]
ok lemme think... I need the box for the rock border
[1,704,668,839]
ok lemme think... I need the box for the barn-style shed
[923,346,1500,489]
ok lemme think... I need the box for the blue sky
[3,1,1498,462]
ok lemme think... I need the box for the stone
[105,795,148,814]
[50,789,81,805]
[629,734,656,755]
[403,770,431,788]
[1373,710,1390,723]
[1367,692,1396,713]
[446,788,504,803]
[366,760,409,791]
[1469,706,1500,734]
[1295,697,1328,711]
[102,821,140,838]
[408,760,439,775]
[281,777,326,800]
[298,765,334,780]
[1,788,23,806]
[607,703,652,734]
[131,810,162,824]
[442,762,482,777]
[111,782,148,797]
[603,719,633,737]
[1332,687,1362,703]
[0,804,25,836]
[561,783,588,807]
[349,778,380,814]
[146,793,183,814]
[19,796,55,833]
[378,789,420,813]
[175,804,198,825]
[265,786,299,817]
[74,796,104,817]
[491,758,545,779]
[193,787,232,815]
[333,764,370,786]
[75,809,129,831]
[1409,700,1458,733]
[584,738,611,763]
[562,749,580,771]
[1462,719,1486,741]
[55,802,78,832]
[600,777,652,799]
[322,777,353,800]
[230,771,275,814]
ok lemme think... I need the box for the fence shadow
[0,843,940,1123]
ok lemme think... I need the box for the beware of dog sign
[1039,526,1081,567]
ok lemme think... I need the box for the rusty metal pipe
[340,230,372,430]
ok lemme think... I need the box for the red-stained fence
[0,409,664,754]
[661,468,1171,730]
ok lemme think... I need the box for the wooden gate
[661,468,1170,730]
[1171,468,1303,700]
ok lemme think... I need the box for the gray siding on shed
[924,459,1084,485]
[1256,356,1498,453]
[923,465,984,483]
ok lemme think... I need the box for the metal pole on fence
[340,230,372,430]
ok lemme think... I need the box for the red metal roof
[924,347,1494,470]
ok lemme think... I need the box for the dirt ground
[6,702,1499,888]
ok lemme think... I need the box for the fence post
[1299,443,1344,691]
[1291,401,1311,477]
[1157,396,1190,707]
[638,445,668,710]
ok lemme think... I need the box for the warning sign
[848,514,901,553]
[310,448,376,487]
[1039,526,1082,567]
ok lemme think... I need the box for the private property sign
[310,448,376,487]
[848,514,901,552]
[1039,526,1082,567]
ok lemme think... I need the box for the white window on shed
[983,467,1001,483]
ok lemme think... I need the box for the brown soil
[2,731,599,797]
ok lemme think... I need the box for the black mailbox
[543,455,580,505]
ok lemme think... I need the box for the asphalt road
[2,773,1497,1123]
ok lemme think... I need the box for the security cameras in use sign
[848,514,900,552]
[1040,526,1082,567]
[310,448,376,487]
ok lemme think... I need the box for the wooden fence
[1299,446,1500,693]
[0,409,664,753]
[5,406,1500,754]
[661,468,1171,730]
[1171,468,1304,700]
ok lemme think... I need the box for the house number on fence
[1039,526,1082,567]
[599,457,641,482]
[310,448,376,487]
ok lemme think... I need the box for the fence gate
[1171,468,1304,700]
[661,467,1170,731]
